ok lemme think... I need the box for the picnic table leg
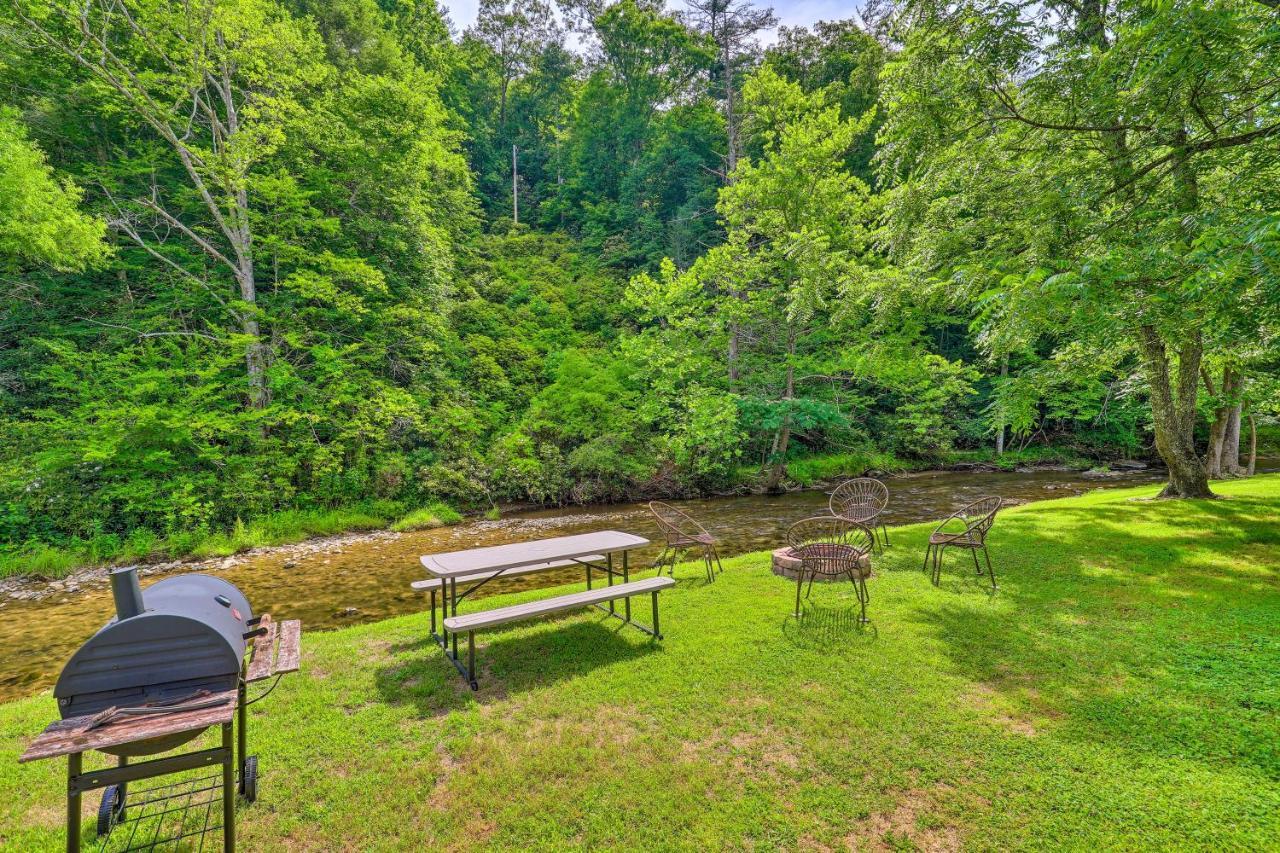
[467,631,477,690]
[66,751,81,853]
[651,591,661,640]
[607,553,616,616]
[623,551,631,623]
[450,577,459,661]
[586,560,592,590]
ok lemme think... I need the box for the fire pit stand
[19,613,300,852]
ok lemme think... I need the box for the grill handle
[110,567,145,620]
[243,626,269,641]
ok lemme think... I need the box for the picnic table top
[421,530,649,578]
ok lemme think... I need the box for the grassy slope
[2,478,1278,850]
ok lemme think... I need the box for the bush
[392,502,463,532]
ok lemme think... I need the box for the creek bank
[0,529,404,605]
[0,458,1157,604]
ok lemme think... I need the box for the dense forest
[1,0,1277,568]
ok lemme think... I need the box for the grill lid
[54,572,253,720]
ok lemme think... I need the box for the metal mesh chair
[648,501,724,583]
[786,516,874,622]
[829,477,890,550]
[923,496,1002,590]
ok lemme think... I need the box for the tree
[877,0,1280,497]
[10,0,328,409]
[631,69,877,490]
[471,0,559,130]
[0,108,105,273]
[685,0,775,181]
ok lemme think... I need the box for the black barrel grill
[20,566,301,852]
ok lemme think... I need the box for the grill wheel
[240,755,258,803]
[96,784,124,836]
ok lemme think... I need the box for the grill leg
[222,723,235,852]
[67,751,82,853]
[117,755,128,820]
[651,591,661,639]
[236,680,247,794]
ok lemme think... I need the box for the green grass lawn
[2,477,1278,850]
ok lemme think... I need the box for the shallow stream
[0,464,1212,702]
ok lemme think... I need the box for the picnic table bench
[415,531,671,689]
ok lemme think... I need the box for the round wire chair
[923,496,1002,590]
[786,516,874,622]
[828,478,890,550]
[647,501,724,583]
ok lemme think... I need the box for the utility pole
[512,144,519,224]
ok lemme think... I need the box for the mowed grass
[2,477,1278,850]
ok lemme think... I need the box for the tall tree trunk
[723,46,739,179]
[995,356,1007,456]
[1136,325,1213,498]
[1202,365,1230,478]
[1246,411,1257,476]
[764,331,795,493]
[225,75,268,411]
[727,328,739,390]
[1223,400,1243,476]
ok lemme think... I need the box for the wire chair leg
[653,546,671,577]
[922,543,933,573]
[859,577,869,623]
[711,546,725,575]
[881,523,890,547]
[971,546,983,575]
[932,545,943,586]
[805,570,816,600]
[794,570,804,617]
[703,550,715,583]
[983,544,997,591]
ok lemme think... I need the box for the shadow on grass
[782,601,878,649]
[375,615,661,716]
[904,488,1280,780]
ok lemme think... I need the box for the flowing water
[0,463,1234,702]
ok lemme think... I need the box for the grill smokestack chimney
[110,566,145,620]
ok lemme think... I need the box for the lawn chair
[648,501,724,583]
[786,516,874,622]
[923,496,1002,591]
[829,477,891,550]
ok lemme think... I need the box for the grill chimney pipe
[110,566,145,620]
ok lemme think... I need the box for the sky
[439,1,864,44]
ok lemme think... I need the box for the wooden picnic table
[420,531,651,687]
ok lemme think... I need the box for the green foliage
[391,502,463,532]
[0,108,106,272]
